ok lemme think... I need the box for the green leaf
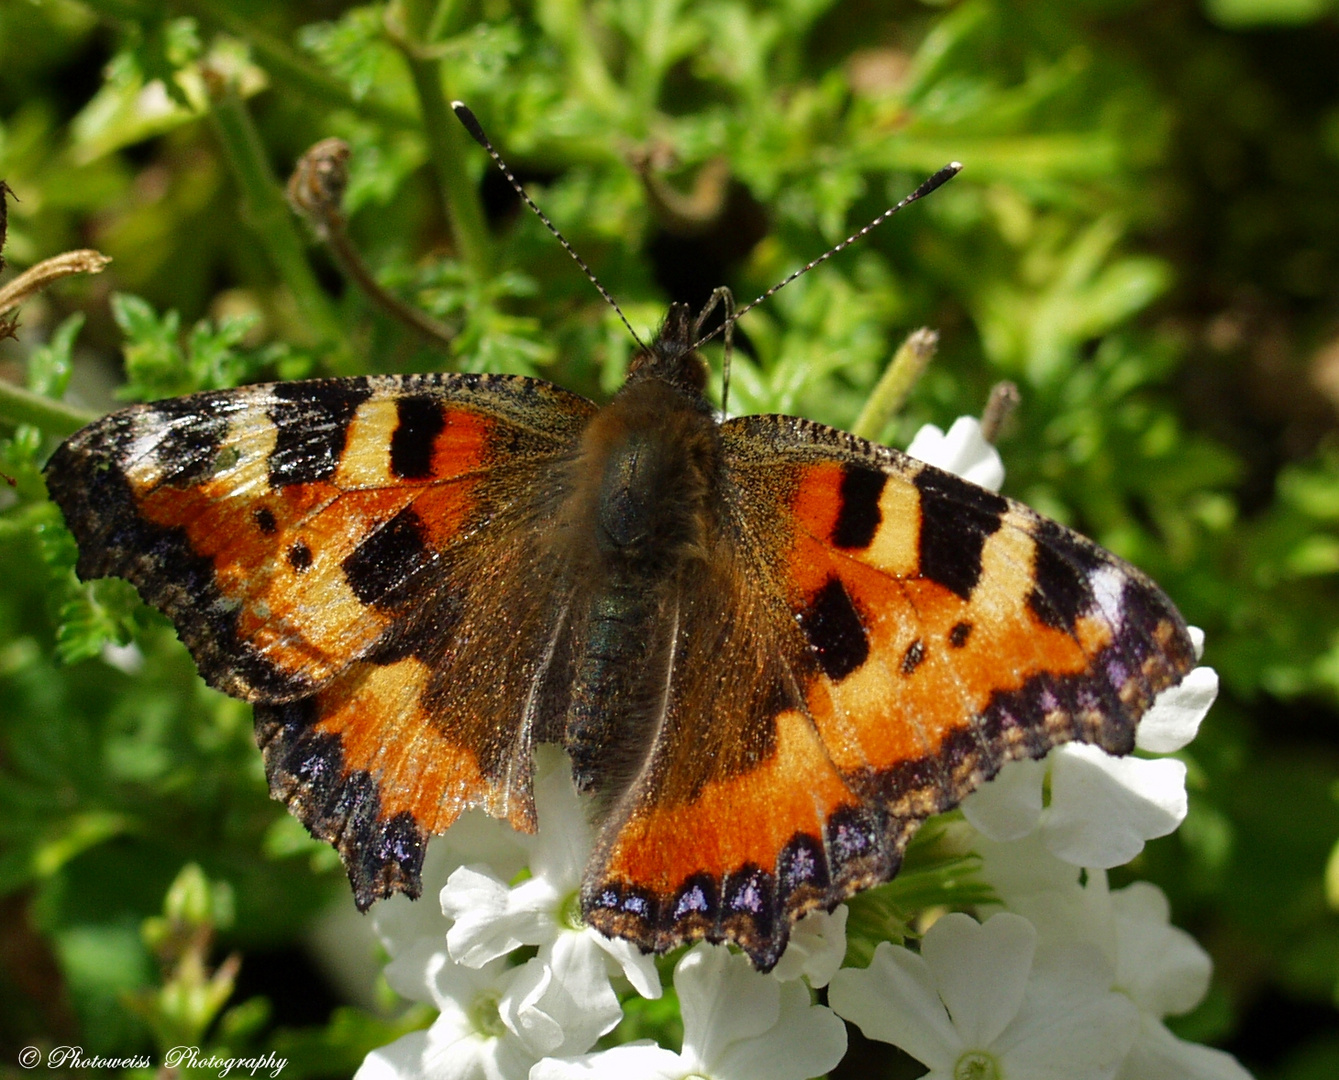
[129,16,202,110]
[299,7,413,108]
[113,292,186,400]
[27,312,83,397]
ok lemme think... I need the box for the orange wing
[583,414,1196,969]
[46,373,596,905]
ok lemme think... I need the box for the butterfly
[42,115,1195,971]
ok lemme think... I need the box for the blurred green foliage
[1,1,1338,1077]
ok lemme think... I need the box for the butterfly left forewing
[46,376,587,698]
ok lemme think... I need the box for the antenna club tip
[948,161,963,171]
[452,102,490,149]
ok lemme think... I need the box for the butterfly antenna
[691,287,735,414]
[691,161,963,351]
[452,102,647,351]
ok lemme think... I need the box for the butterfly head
[625,302,709,396]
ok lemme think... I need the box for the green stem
[392,0,491,278]
[428,0,462,41]
[851,328,939,441]
[0,381,97,438]
[208,88,350,370]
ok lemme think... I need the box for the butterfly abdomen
[565,579,667,794]
[560,372,722,796]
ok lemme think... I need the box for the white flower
[961,727,1191,870]
[906,416,1007,491]
[973,839,1254,1080]
[829,911,1138,1080]
[357,955,539,1080]
[531,942,847,1080]
[363,751,659,1076]
[768,905,848,987]
[973,829,1105,948]
[1040,743,1188,867]
[1110,884,1254,1080]
[1112,882,1209,1018]
[440,748,660,1057]
[963,629,1217,869]
[1118,1016,1255,1080]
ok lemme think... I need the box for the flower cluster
[356,419,1251,1080]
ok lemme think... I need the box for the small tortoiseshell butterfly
[43,111,1195,971]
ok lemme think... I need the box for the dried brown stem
[287,139,456,349]
[634,151,732,236]
[0,250,113,316]
[980,380,1021,444]
[0,180,13,275]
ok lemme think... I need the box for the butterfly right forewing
[46,371,600,905]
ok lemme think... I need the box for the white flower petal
[524,747,592,888]
[100,640,144,674]
[924,912,1036,1048]
[676,943,780,1066]
[1023,869,1122,962]
[905,417,1006,491]
[974,828,1086,908]
[418,1016,537,1080]
[655,944,845,1080]
[1136,666,1218,753]
[1188,626,1206,661]
[501,959,560,1056]
[362,960,539,1080]
[1042,744,1187,867]
[961,758,1047,841]
[425,957,510,1021]
[589,930,662,999]
[528,1042,685,1080]
[500,937,621,1058]
[385,939,455,1006]
[439,750,604,977]
[711,979,847,1080]
[443,866,557,967]
[444,812,532,879]
[996,940,1139,1080]
[1118,1014,1254,1080]
[769,905,848,987]
[356,1030,432,1080]
[1111,882,1211,1017]
[828,941,962,1068]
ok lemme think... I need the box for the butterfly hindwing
[583,413,1196,969]
[582,531,876,966]
[46,372,597,904]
